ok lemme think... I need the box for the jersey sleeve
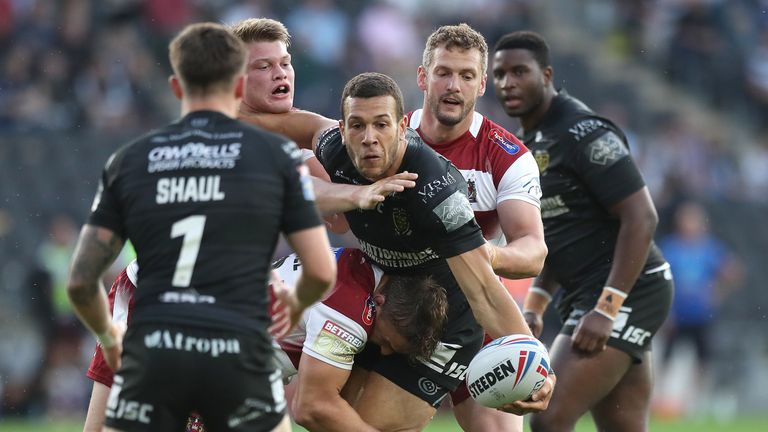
[496,151,542,208]
[408,135,485,258]
[85,262,137,387]
[314,126,343,168]
[87,150,128,238]
[302,303,368,370]
[569,125,645,208]
[276,139,323,234]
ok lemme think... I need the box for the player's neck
[418,106,473,145]
[521,87,557,133]
[181,97,240,119]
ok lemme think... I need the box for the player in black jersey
[492,31,673,432]
[314,72,553,429]
[66,23,336,432]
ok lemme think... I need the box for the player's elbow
[526,240,548,277]
[292,399,335,430]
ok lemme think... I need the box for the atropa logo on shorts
[144,330,240,357]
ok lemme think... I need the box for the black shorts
[354,299,483,407]
[558,264,674,362]
[104,323,285,432]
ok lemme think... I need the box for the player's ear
[374,293,386,307]
[233,74,246,100]
[478,73,487,97]
[417,65,428,91]
[169,75,183,100]
[542,66,553,87]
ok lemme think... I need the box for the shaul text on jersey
[156,176,225,204]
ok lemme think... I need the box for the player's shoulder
[315,125,343,160]
[550,92,624,144]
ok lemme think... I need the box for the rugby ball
[466,334,550,408]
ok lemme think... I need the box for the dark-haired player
[492,30,673,432]
[67,22,336,432]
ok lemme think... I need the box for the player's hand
[268,270,301,339]
[498,370,556,415]
[101,321,126,372]
[523,311,544,338]
[571,310,614,355]
[353,172,418,209]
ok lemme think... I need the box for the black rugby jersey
[88,110,322,333]
[315,126,486,300]
[520,91,666,287]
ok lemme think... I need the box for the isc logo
[106,376,154,424]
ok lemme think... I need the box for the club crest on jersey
[392,207,412,236]
[489,129,520,155]
[466,179,477,203]
[362,295,376,326]
[533,150,549,174]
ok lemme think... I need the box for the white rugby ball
[466,334,551,408]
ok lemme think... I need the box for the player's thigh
[84,381,111,432]
[452,396,523,432]
[591,351,653,432]
[530,334,632,430]
[355,371,437,431]
[193,331,286,431]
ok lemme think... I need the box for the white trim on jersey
[126,260,138,286]
[113,260,137,325]
[299,148,315,163]
[496,151,541,208]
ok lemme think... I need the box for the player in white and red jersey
[402,24,549,432]
[234,23,551,432]
[84,248,447,432]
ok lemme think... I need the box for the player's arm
[83,381,111,432]
[572,187,657,354]
[67,225,125,371]
[447,245,531,339]
[447,245,555,415]
[490,199,547,278]
[293,355,379,432]
[311,172,419,214]
[281,227,337,329]
[241,109,337,151]
[523,263,559,338]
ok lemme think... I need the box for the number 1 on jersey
[170,215,206,287]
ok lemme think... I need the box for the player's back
[92,110,315,334]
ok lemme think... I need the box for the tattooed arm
[67,224,125,371]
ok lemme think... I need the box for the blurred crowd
[0,0,764,422]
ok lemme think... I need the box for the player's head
[371,275,447,361]
[418,23,488,127]
[339,72,407,182]
[168,23,247,102]
[229,18,294,114]
[491,31,554,120]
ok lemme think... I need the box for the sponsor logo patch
[489,128,520,155]
[313,320,364,363]
[362,295,376,326]
[586,132,628,166]
[433,191,474,232]
[533,149,549,174]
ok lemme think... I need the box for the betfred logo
[322,320,364,349]
[489,129,520,155]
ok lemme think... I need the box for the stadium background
[0,0,766,430]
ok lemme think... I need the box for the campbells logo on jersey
[489,129,520,155]
[362,295,376,326]
[392,207,412,236]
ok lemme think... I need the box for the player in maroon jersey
[241,23,551,432]
[84,249,447,432]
